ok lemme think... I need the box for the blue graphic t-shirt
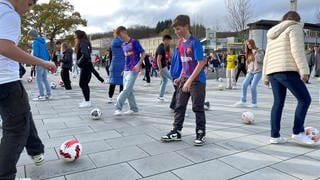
[121,38,144,71]
[177,35,206,83]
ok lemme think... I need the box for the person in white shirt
[0,0,56,179]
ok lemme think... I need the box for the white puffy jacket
[262,20,309,81]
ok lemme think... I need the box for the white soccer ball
[218,77,223,82]
[242,111,255,124]
[305,127,320,143]
[50,82,57,89]
[90,108,102,120]
[217,84,225,91]
[59,139,82,162]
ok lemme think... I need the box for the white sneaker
[123,110,138,115]
[114,110,122,116]
[156,97,165,103]
[247,103,258,108]
[107,97,113,104]
[46,95,53,100]
[233,101,246,107]
[31,153,44,166]
[292,133,315,146]
[79,101,91,108]
[32,96,46,101]
[269,137,288,144]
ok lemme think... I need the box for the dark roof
[216,32,239,38]
[247,20,320,31]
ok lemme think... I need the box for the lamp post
[290,0,297,11]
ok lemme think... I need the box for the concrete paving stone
[256,143,316,160]
[46,176,66,180]
[42,136,75,148]
[18,147,58,166]
[129,152,193,177]
[106,134,156,149]
[89,121,132,132]
[66,163,141,180]
[26,155,95,179]
[68,140,113,155]
[139,172,180,180]
[16,166,25,179]
[176,143,237,163]
[305,149,320,161]
[48,126,94,138]
[43,117,83,124]
[137,140,191,156]
[220,150,281,173]
[41,121,68,130]
[206,126,257,141]
[74,130,122,143]
[89,146,149,167]
[32,114,60,121]
[271,155,320,180]
[115,124,163,137]
[233,167,298,180]
[172,159,243,180]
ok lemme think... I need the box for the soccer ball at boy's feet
[50,82,57,89]
[27,76,33,83]
[217,84,225,91]
[305,127,320,142]
[59,139,82,162]
[90,108,102,120]
[242,111,255,124]
[218,77,223,82]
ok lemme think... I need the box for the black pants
[79,67,92,101]
[61,68,72,90]
[170,83,178,110]
[173,78,206,134]
[0,81,44,179]
[109,84,124,98]
[145,66,151,83]
[90,63,104,83]
[105,63,110,76]
[236,66,247,82]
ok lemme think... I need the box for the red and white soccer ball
[59,80,64,86]
[305,127,320,143]
[59,139,82,162]
[242,111,255,124]
[27,77,33,83]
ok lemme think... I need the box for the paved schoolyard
[4,66,320,180]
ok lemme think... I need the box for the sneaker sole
[161,138,181,142]
[291,138,316,147]
[194,142,205,146]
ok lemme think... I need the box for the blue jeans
[241,71,262,104]
[36,66,51,96]
[116,71,138,112]
[159,67,172,98]
[268,72,311,138]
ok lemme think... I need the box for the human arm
[133,40,146,73]
[0,39,56,72]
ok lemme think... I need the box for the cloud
[37,0,319,34]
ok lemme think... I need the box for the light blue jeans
[116,71,138,112]
[36,66,51,96]
[159,67,172,98]
[241,71,262,104]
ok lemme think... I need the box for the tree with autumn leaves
[20,0,87,53]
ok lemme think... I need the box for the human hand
[43,61,56,73]
[263,80,269,87]
[182,79,192,92]
[174,78,180,86]
[159,70,163,77]
[133,65,140,73]
[301,74,308,83]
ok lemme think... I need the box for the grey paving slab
[46,176,66,180]
[305,149,320,161]
[74,130,122,143]
[139,172,180,180]
[48,126,94,138]
[26,156,95,179]
[176,143,236,163]
[220,150,281,173]
[89,146,149,167]
[73,140,113,155]
[172,159,243,180]
[137,140,191,155]
[16,166,25,179]
[233,167,298,180]
[106,134,155,148]
[271,156,320,180]
[66,163,141,180]
[42,135,75,148]
[129,152,193,177]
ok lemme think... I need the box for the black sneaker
[204,101,210,110]
[161,130,182,142]
[194,130,206,146]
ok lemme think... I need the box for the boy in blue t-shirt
[161,15,207,146]
[114,26,146,116]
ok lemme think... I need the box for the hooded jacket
[32,37,50,61]
[61,48,73,69]
[262,20,309,81]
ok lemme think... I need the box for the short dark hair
[55,40,61,45]
[282,11,301,22]
[163,35,172,41]
[172,15,190,28]
[115,26,127,36]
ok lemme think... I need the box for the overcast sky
[38,0,319,34]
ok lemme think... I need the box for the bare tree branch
[225,0,252,32]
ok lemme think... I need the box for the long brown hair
[245,39,257,64]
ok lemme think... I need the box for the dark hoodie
[32,37,50,61]
[61,48,73,69]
